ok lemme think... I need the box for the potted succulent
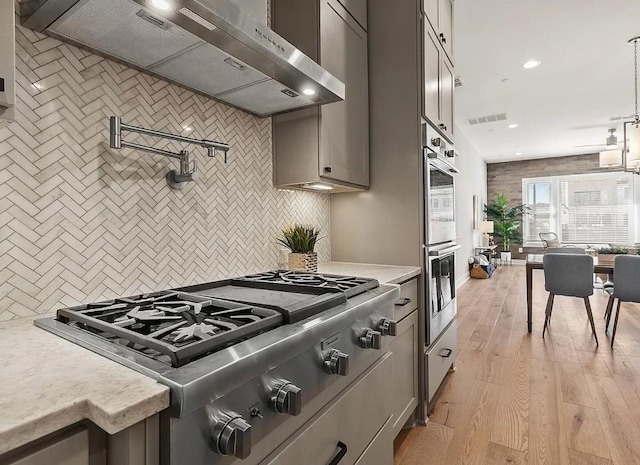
[484,193,530,263]
[277,224,322,272]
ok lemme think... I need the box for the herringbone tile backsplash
[0,24,331,321]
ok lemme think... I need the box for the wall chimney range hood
[21,0,345,117]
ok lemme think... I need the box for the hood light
[302,88,316,96]
[304,183,334,191]
[150,0,172,11]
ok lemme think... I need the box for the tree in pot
[277,225,322,272]
[484,193,530,263]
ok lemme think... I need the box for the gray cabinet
[390,306,419,438]
[423,0,453,63]
[0,0,15,127]
[337,0,367,30]
[423,23,455,142]
[4,428,90,465]
[273,0,370,191]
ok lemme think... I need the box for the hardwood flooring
[394,265,640,465]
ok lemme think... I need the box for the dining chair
[604,255,640,347]
[545,247,586,254]
[543,253,598,345]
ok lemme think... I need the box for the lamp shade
[479,221,494,233]
[627,124,640,169]
[599,149,623,168]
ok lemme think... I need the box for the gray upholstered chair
[543,253,598,345]
[545,247,586,254]
[604,255,640,347]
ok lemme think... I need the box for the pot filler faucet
[109,116,230,189]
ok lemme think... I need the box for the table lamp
[479,221,494,247]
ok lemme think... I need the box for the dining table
[525,253,615,333]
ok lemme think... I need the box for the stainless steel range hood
[21,0,345,117]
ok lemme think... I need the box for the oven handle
[328,441,348,465]
[428,244,461,257]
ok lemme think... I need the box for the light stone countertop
[317,261,421,284]
[0,320,170,456]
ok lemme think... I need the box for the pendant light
[599,128,622,167]
[623,36,640,173]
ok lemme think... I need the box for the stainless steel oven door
[425,152,457,246]
[426,245,459,345]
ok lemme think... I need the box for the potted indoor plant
[484,193,530,263]
[277,224,322,272]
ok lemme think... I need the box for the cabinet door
[320,0,369,187]
[423,24,441,127]
[438,0,453,61]
[440,56,455,141]
[389,310,419,438]
[423,0,438,33]
[337,0,367,30]
[7,428,89,465]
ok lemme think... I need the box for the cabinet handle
[394,297,412,307]
[439,348,453,358]
[431,137,441,147]
[444,150,455,158]
[438,123,447,131]
[328,441,348,465]
[439,33,447,44]
[324,166,332,173]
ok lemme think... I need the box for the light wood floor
[394,265,640,465]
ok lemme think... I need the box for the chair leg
[611,300,622,347]
[605,297,616,333]
[584,297,599,346]
[543,293,554,338]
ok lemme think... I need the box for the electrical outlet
[518,248,523,253]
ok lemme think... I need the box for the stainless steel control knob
[360,329,382,349]
[378,318,398,337]
[211,414,252,459]
[323,349,349,376]
[270,381,302,416]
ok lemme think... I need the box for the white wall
[454,125,487,288]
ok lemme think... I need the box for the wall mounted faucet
[109,116,230,189]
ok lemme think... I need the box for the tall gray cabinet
[272,0,369,191]
[331,0,456,426]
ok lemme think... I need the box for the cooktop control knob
[360,329,382,349]
[378,318,398,337]
[323,349,349,376]
[211,414,252,459]
[269,381,302,416]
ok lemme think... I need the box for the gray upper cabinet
[423,0,454,63]
[337,0,367,30]
[273,0,369,192]
[423,24,454,142]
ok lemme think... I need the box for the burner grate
[57,291,282,367]
[240,271,378,297]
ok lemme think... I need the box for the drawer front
[426,320,457,401]
[394,279,418,321]
[354,418,393,465]
[390,310,419,438]
[6,428,89,465]
[263,353,392,465]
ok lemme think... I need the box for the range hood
[21,0,345,117]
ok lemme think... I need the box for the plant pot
[500,251,512,263]
[288,252,318,272]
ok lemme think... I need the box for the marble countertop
[317,261,421,284]
[0,320,170,456]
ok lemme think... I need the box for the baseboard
[456,272,470,289]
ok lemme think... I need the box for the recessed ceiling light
[302,88,316,96]
[523,59,541,69]
[508,124,519,129]
[150,0,172,11]
[515,152,523,156]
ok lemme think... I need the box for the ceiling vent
[466,113,507,126]
[454,76,464,88]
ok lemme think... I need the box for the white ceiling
[453,0,640,163]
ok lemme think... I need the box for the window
[523,172,635,246]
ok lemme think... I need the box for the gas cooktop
[47,271,380,368]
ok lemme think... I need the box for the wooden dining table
[525,253,615,333]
